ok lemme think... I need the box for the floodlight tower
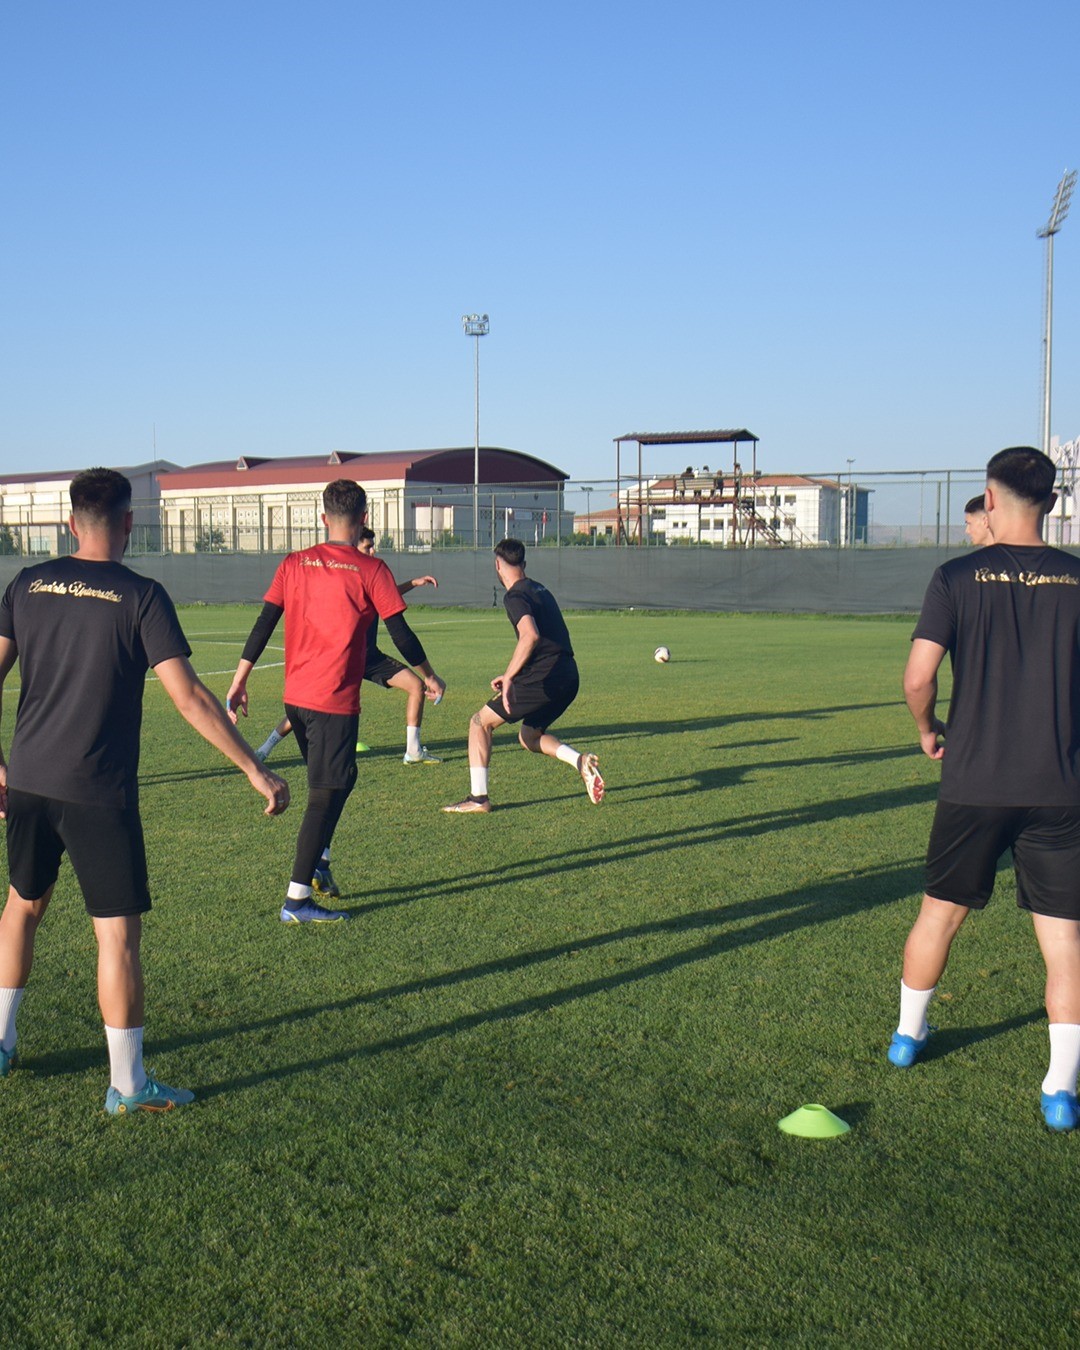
[1038,170,1077,455]
[462,313,490,547]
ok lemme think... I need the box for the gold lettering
[974,568,1079,588]
[299,557,360,573]
[26,578,121,602]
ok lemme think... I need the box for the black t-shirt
[912,543,1080,806]
[0,557,191,808]
[503,577,575,678]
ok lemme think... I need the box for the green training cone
[777,1104,851,1139]
[355,742,371,753]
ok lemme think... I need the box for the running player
[0,468,289,1114]
[227,480,445,922]
[254,528,440,765]
[443,537,603,814]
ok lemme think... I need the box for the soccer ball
[654,646,671,663]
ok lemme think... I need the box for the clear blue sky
[1,1,1078,483]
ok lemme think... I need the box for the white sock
[287,881,313,900]
[105,1024,147,1097]
[896,980,935,1041]
[258,728,283,758]
[470,767,489,797]
[1042,1023,1080,1097]
[406,726,422,757]
[556,744,580,768]
[0,987,24,1053]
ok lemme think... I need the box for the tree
[195,528,226,552]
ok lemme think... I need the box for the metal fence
[0,466,1074,559]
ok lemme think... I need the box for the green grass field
[1,607,1077,1347]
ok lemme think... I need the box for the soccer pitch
[1,607,1076,1346]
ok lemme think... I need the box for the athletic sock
[1042,1023,1080,1097]
[470,767,489,797]
[406,726,422,757]
[896,980,935,1041]
[258,729,283,759]
[105,1025,147,1097]
[318,850,331,869]
[556,744,580,768]
[286,882,313,909]
[0,987,24,1053]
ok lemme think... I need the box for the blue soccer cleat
[311,866,341,899]
[1041,1090,1080,1132]
[281,898,348,924]
[105,1073,195,1115]
[0,1044,17,1078]
[887,1030,929,1068]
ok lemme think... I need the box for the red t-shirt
[265,543,407,715]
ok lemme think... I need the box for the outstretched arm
[154,655,290,815]
[904,638,947,760]
[398,574,438,598]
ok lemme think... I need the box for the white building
[579,470,870,546]
[0,461,178,555]
[157,447,569,553]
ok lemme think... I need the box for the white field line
[147,659,285,683]
[182,617,484,639]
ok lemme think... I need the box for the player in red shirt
[227,480,445,922]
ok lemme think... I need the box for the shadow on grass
[557,701,901,746]
[832,1101,874,1128]
[26,854,1041,1095]
[110,858,932,1097]
[921,1011,1044,1062]
[135,702,899,789]
[353,780,940,917]
[623,743,920,803]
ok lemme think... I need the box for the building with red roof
[157,446,568,552]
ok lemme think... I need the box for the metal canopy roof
[614,429,758,446]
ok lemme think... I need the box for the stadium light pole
[1038,170,1077,455]
[462,313,490,547]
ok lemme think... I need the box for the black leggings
[291,785,353,887]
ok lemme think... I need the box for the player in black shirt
[443,538,604,814]
[0,469,289,1115]
[892,447,1080,1132]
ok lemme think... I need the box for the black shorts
[5,789,151,918]
[364,650,409,689]
[285,704,359,791]
[925,800,1080,919]
[486,659,580,732]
